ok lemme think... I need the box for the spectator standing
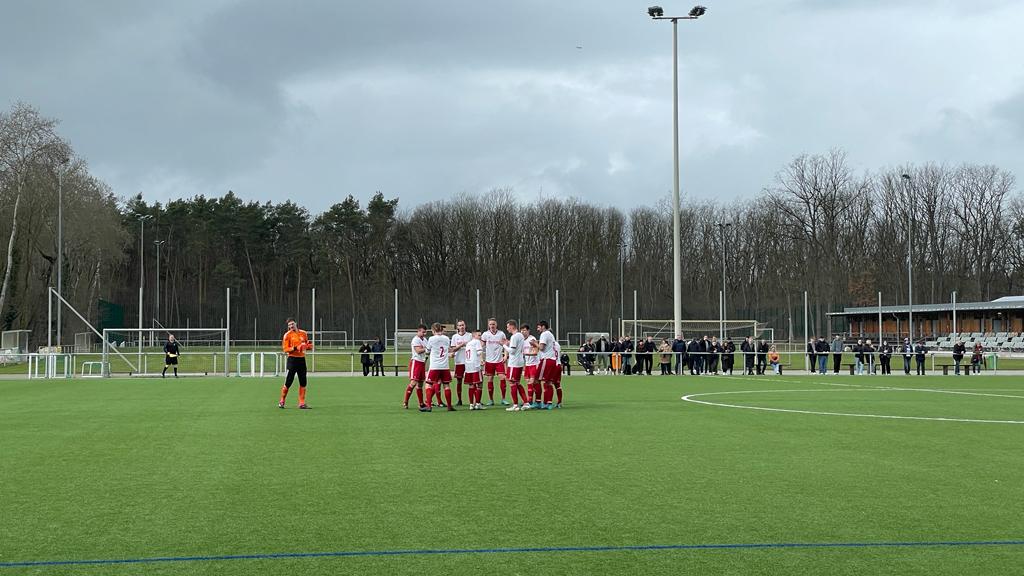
[740,336,754,375]
[806,338,817,373]
[756,339,769,375]
[970,342,983,374]
[659,339,672,375]
[815,337,829,374]
[621,336,634,375]
[371,337,386,376]
[672,334,687,375]
[359,341,372,377]
[864,339,876,375]
[854,339,865,375]
[708,336,721,374]
[595,336,609,374]
[952,340,966,375]
[914,340,927,375]
[902,338,913,375]
[830,335,843,374]
[879,340,893,375]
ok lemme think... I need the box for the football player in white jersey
[464,329,486,409]
[521,324,540,408]
[449,320,471,406]
[424,323,454,412]
[536,320,558,409]
[503,320,530,411]
[480,318,508,406]
[403,324,428,409]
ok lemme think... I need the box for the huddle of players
[402,318,564,412]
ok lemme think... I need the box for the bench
[936,363,986,376]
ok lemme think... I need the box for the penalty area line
[4,540,1024,568]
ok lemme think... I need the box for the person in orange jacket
[279,317,313,409]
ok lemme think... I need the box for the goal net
[315,330,350,349]
[621,319,766,342]
[101,328,229,377]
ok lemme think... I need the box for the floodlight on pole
[154,240,166,327]
[646,4,707,339]
[717,222,731,339]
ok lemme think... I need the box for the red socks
[424,385,435,407]
[518,384,527,404]
[500,380,507,399]
[415,387,424,407]
[404,383,415,405]
[487,381,494,401]
[444,387,453,408]
[543,384,554,404]
[555,386,563,404]
[511,384,519,405]
[456,381,463,403]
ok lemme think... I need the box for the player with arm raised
[403,324,428,410]
[536,320,557,410]
[424,323,455,412]
[465,329,486,410]
[481,318,508,406]
[503,320,530,411]
[449,320,471,406]
[521,324,540,408]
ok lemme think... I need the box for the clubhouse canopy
[828,296,1024,341]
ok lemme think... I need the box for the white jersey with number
[506,332,525,368]
[464,339,483,373]
[450,332,471,365]
[481,330,506,363]
[410,335,427,362]
[538,330,556,360]
[524,335,540,366]
[426,334,451,371]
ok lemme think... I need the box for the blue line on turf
[3,540,1024,568]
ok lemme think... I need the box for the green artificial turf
[1,373,1023,575]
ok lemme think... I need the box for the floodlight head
[689,5,706,17]
[901,173,912,180]
[648,6,664,18]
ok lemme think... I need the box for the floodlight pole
[902,173,913,343]
[619,243,625,336]
[650,10,703,339]
[154,240,165,328]
[717,222,730,339]
[137,213,152,361]
[56,160,66,347]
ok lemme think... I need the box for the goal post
[620,319,767,342]
[102,327,229,377]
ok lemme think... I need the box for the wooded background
[3,103,1023,346]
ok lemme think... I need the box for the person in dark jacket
[970,342,983,374]
[741,337,755,375]
[914,341,927,375]
[672,335,687,375]
[722,338,736,374]
[707,336,721,374]
[902,338,913,374]
[371,337,386,376]
[952,340,966,375]
[815,337,829,374]
[643,336,656,375]
[854,339,865,375]
[864,339,876,375]
[358,341,372,377]
[879,340,893,375]
[687,336,703,375]
[621,336,633,375]
[756,340,769,375]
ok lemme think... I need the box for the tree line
[2,103,1022,348]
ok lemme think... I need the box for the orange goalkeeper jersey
[282,329,309,358]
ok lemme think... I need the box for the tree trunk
[0,190,21,327]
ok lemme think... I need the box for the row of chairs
[928,332,1024,352]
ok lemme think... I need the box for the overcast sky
[3,0,1023,212]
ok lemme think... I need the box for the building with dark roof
[828,296,1024,341]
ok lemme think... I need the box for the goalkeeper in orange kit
[279,317,313,409]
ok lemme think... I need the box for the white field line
[681,385,1024,425]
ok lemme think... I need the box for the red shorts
[408,359,425,382]
[427,369,452,385]
[464,371,482,385]
[524,364,539,381]
[484,361,505,377]
[539,358,559,382]
[454,364,466,378]
[505,366,524,384]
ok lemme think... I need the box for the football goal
[620,319,767,342]
[102,327,229,377]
